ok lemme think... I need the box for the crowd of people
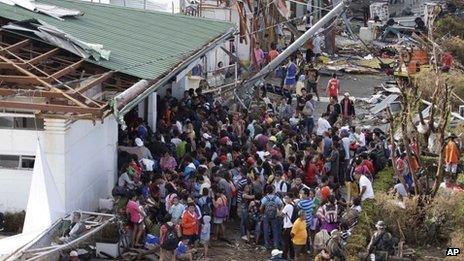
[111,37,459,260]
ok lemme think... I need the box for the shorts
[293,244,307,255]
[445,163,458,173]
[307,81,318,93]
[183,234,198,245]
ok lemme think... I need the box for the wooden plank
[0,100,104,114]
[0,39,30,54]
[0,75,41,84]
[0,88,67,99]
[47,59,84,81]
[0,62,26,69]
[0,54,89,108]
[74,72,114,93]
[28,48,60,65]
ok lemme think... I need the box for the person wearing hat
[444,134,460,178]
[366,221,394,261]
[340,92,355,126]
[268,249,287,261]
[119,137,153,161]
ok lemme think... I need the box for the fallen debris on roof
[0,0,83,20]
[2,19,110,61]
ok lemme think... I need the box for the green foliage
[346,168,394,259]
[2,211,25,234]
[373,168,395,192]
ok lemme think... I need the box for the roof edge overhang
[111,26,237,128]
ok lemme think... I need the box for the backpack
[286,202,299,224]
[200,197,212,216]
[279,181,289,194]
[214,197,229,218]
[324,205,338,224]
[264,195,279,219]
[161,224,179,251]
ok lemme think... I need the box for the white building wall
[0,116,118,213]
[63,116,118,211]
[0,129,45,211]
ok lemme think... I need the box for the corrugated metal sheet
[0,0,234,79]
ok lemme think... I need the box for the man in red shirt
[326,73,340,99]
[441,52,453,72]
[267,42,279,63]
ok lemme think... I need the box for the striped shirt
[236,176,249,204]
[298,198,316,228]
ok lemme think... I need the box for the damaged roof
[0,0,234,80]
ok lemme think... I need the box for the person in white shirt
[281,195,295,259]
[393,181,408,200]
[316,113,332,136]
[354,127,366,147]
[354,172,374,201]
[273,172,288,196]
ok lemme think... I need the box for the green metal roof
[0,0,234,80]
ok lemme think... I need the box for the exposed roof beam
[0,62,26,69]
[0,100,104,114]
[74,72,114,93]
[28,48,60,65]
[0,88,65,99]
[0,54,89,108]
[0,39,30,54]
[47,59,84,81]
[0,75,42,84]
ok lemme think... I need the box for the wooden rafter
[28,48,60,65]
[0,54,89,108]
[0,62,25,69]
[0,100,105,114]
[0,39,30,54]
[47,59,84,81]
[74,71,114,93]
[0,88,76,99]
[0,75,42,84]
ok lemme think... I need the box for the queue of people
[109,70,409,261]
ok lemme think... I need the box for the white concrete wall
[0,129,44,211]
[0,116,118,213]
[63,116,118,211]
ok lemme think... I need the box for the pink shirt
[126,200,141,223]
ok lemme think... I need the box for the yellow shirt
[291,218,308,245]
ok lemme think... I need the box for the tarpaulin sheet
[3,19,110,61]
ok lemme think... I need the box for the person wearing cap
[119,137,153,161]
[268,249,287,261]
[445,134,460,178]
[340,92,355,126]
[367,221,394,261]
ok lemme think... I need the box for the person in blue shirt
[297,187,316,250]
[284,57,298,91]
[175,239,194,261]
[260,186,284,250]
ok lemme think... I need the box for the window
[0,116,44,130]
[0,155,35,170]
